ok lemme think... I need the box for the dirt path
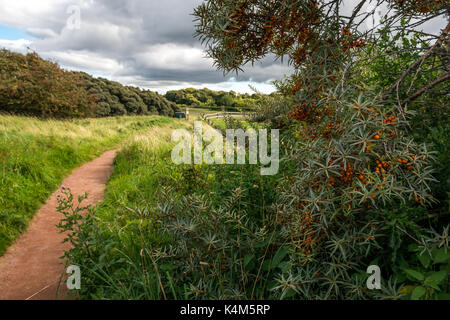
[0,149,118,300]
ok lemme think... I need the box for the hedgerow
[0,50,179,118]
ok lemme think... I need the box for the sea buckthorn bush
[192,0,449,299]
[59,0,449,300]
[271,90,438,298]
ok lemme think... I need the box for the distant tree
[0,50,178,118]
[80,72,178,117]
[164,87,266,111]
[216,92,234,106]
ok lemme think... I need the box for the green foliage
[57,0,449,300]
[57,134,284,299]
[59,109,448,299]
[358,25,449,216]
[0,49,179,118]
[79,73,179,117]
[188,0,449,300]
[164,87,267,111]
[0,50,97,118]
[0,115,174,256]
[396,228,450,300]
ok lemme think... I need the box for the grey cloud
[1,0,443,93]
[0,0,285,91]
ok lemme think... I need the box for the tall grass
[57,121,281,299]
[0,114,178,256]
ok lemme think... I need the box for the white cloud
[0,39,32,53]
[26,28,59,39]
[0,0,69,30]
[42,50,124,75]
[135,44,213,71]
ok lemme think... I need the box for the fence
[202,112,244,120]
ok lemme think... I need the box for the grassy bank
[58,121,279,299]
[0,115,178,256]
[58,114,449,300]
[57,116,450,300]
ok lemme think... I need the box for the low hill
[0,49,179,118]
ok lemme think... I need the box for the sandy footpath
[0,149,118,300]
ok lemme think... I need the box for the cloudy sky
[0,1,445,94]
[0,0,291,94]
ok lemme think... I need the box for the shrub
[79,73,179,117]
[58,0,449,300]
[0,50,97,118]
[0,50,179,118]
[164,88,265,111]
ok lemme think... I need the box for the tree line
[164,87,271,111]
[0,49,179,118]
[0,49,270,118]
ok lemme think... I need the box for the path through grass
[0,115,181,255]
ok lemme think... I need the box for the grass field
[56,119,282,299]
[0,115,184,256]
[39,110,450,300]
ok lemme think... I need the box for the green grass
[57,121,280,299]
[55,121,195,299]
[210,119,227,130]
[209,119,265,131]
[0,114,181,256]
[93,120,193,221]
